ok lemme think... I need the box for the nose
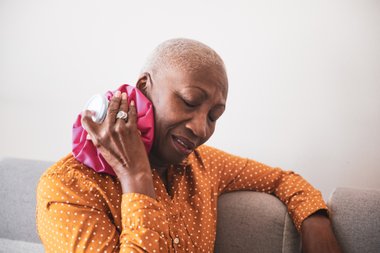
[185,114,208,139]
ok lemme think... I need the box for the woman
[36,38,342,252]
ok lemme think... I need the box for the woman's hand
[81,91,155,198]
[301,212,343,253]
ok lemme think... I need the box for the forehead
[157,65,228,99]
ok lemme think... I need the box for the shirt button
[173,237,180,244]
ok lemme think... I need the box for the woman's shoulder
[37,153,119,198]
[194,145,245,160]
[192,145,248,167]
[41,153,102,180]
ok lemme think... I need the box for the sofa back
[328,187,380,253]
[0,157,53,243]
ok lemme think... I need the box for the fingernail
[122,92,127,99]
[114,91,121,97]
[130,100,135,106]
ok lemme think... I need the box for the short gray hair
[141,38,226,77]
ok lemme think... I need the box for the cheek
[209,124,216,136]
[151,97,178,135]
[204,124,216,143]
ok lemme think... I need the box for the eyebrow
[189,86,226,108]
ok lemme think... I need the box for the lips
[171,135,195,155]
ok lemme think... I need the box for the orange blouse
[36,145,327,252]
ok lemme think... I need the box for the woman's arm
[36,166,170,252]
[301,211,343,253]
[200,146,343,252]
[37,91,169,252]
[209,147,326,231]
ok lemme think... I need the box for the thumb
[81,110,99,137]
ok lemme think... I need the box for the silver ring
[116,111,128,122]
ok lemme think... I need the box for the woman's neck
[148,157,169,188]
[149,154,165,167]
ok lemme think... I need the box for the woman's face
[139,65,228,167]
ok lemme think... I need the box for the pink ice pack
[72,84,154,176]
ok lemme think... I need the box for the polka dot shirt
[36,145,327,252]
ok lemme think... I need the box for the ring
[116,111,128,121]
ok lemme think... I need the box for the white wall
[1,0,379,199]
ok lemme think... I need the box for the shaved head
[141,38,228,85]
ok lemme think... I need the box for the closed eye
[208,114,220,123]
[208,116,217,122]
[182,98,197,108]
[208,106,225,123]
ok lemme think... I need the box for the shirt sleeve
[205,146,328,232]
[36,164,170,252]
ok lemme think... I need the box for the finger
[81,110,99,139]
[115,92,129,125]
[106,90,122,125]
[127,100,138,126]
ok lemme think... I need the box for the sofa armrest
[215,191,300,253]
[328,187,380,253]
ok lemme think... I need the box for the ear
[136,73,151,98]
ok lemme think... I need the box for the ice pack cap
[72,84,155,176]
[84,94,108,123]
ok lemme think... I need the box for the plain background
[1,0,379,199]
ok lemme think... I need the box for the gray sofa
[0,157,379,253]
